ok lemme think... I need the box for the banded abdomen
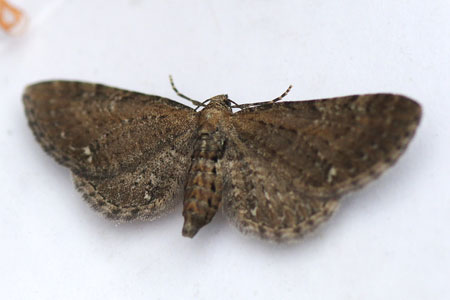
[182,129,226,237]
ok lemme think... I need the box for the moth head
[205,94,233,111]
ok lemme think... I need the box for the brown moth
[23,80,421,242]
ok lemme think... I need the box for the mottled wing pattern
[73,139,193,221]
[223,94,421,241]
[24,81,198,221]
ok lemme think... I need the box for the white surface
[1,1,449,299]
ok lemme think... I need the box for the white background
[1,1,449,299]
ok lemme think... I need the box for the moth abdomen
[182,127,226,238]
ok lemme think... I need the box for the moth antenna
[169,75,204,107]
[270,85,292,103]
[194,99,211,112]
[227,99,240,106]
[231,85,293,109]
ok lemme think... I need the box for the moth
[23,79,421,242]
